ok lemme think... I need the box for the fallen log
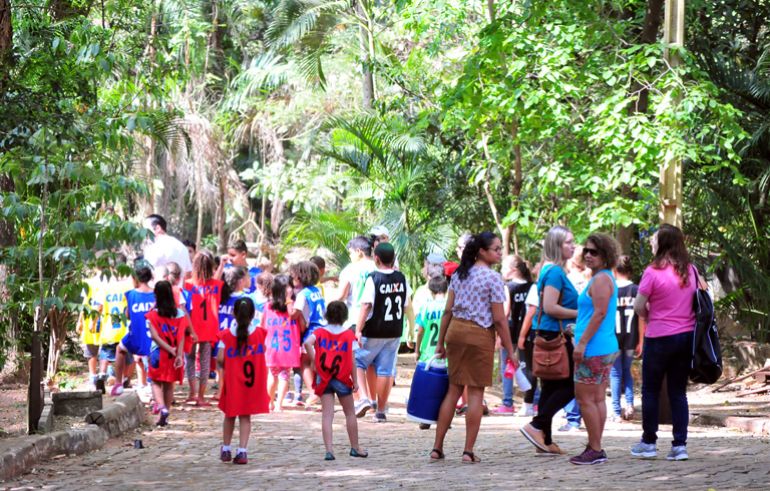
[735,384,770,398]
[713,366,770,393]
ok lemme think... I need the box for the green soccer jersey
[416,296,446,363]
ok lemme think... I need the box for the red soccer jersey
[312,327,356,397]
[218,328,270,417]
[184,279,224,343]
[146,310,188,383]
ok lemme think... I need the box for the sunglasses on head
[582,247,600,257]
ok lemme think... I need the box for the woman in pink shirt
[630,224,697,462]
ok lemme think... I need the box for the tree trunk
[45,308,69,381]
[143,5,160,215]
[0,0,11,67]
[0,177,22,382]
[217,160,227,253]
[617,0,665,253]
[356,4,374,109]
[49,0,93,20]
[511,122,523,256]
[486,0,495,22]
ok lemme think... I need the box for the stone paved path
[5,358,770,490]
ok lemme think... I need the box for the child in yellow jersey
[76,275,104,390]
[97,273,133,392]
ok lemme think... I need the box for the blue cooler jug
[407,356,449,424]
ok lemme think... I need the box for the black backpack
[690,267,723,384]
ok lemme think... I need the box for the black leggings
[519,339,538,404]
[530,332,574,445]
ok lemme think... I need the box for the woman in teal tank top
[570,233,621,466]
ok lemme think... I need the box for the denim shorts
[82,343,99,359]
[98,343,118,362]
[354,337,400,377]
[149,347,160,369]
[318,377,353,397]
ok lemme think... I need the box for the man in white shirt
[142,214,193,281]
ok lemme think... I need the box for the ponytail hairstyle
[615,255,634,278]
[221,266,247,305]
[456,231,498,281]
[164,262,182,286]
[270,274,292,313]
[651,224,691,286]
[512,255,533,283]
[154,281,177,318]
[233,297,255,351]
[192,251,215,283]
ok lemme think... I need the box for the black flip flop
[429,448,445,462]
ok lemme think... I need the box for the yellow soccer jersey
[98,278,132,345]
[79,278,103,345]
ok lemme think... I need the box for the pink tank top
[262,304,301,368]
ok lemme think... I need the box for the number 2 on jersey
[383,296,403,321]
[429,323,439,347]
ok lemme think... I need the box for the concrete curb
[0,392,145,482]
[691,412,770,435]
[85,393,145,438]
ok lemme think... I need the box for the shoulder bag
[531,271,570,381]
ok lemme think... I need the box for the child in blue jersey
[290,261,326,406]
[214,266,251,400]
[226,239,263,294]
[111,264,155,396]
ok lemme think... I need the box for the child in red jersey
[261,275,301,412]
[303,301,367,461]
[146,281,188,427]
[184,251,224,406]
[217,297,270,465]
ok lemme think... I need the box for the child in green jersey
[415,276,448,364]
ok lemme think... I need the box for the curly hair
[585,233,620,270]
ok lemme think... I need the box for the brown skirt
[445,317,496,387]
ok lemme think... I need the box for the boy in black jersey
[354,243,413,422]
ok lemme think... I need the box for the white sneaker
[630,441,657,459]
[517,403,535,417]
[666,446,689,461]
[354,399,371,418]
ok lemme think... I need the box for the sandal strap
[430,448,445,459]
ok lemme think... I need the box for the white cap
[370,225,390,237]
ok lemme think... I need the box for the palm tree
[266,0,382,108]
[320,114,456,280]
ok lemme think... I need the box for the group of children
[77,237,387,464]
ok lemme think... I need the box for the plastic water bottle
[515,361,532,392]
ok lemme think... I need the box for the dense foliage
[1,0,769,381]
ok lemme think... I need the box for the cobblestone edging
[0,393,144,482]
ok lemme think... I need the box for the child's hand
[352,382,359,393]
[174,355,184,368]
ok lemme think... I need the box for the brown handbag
[532,283,571,381]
